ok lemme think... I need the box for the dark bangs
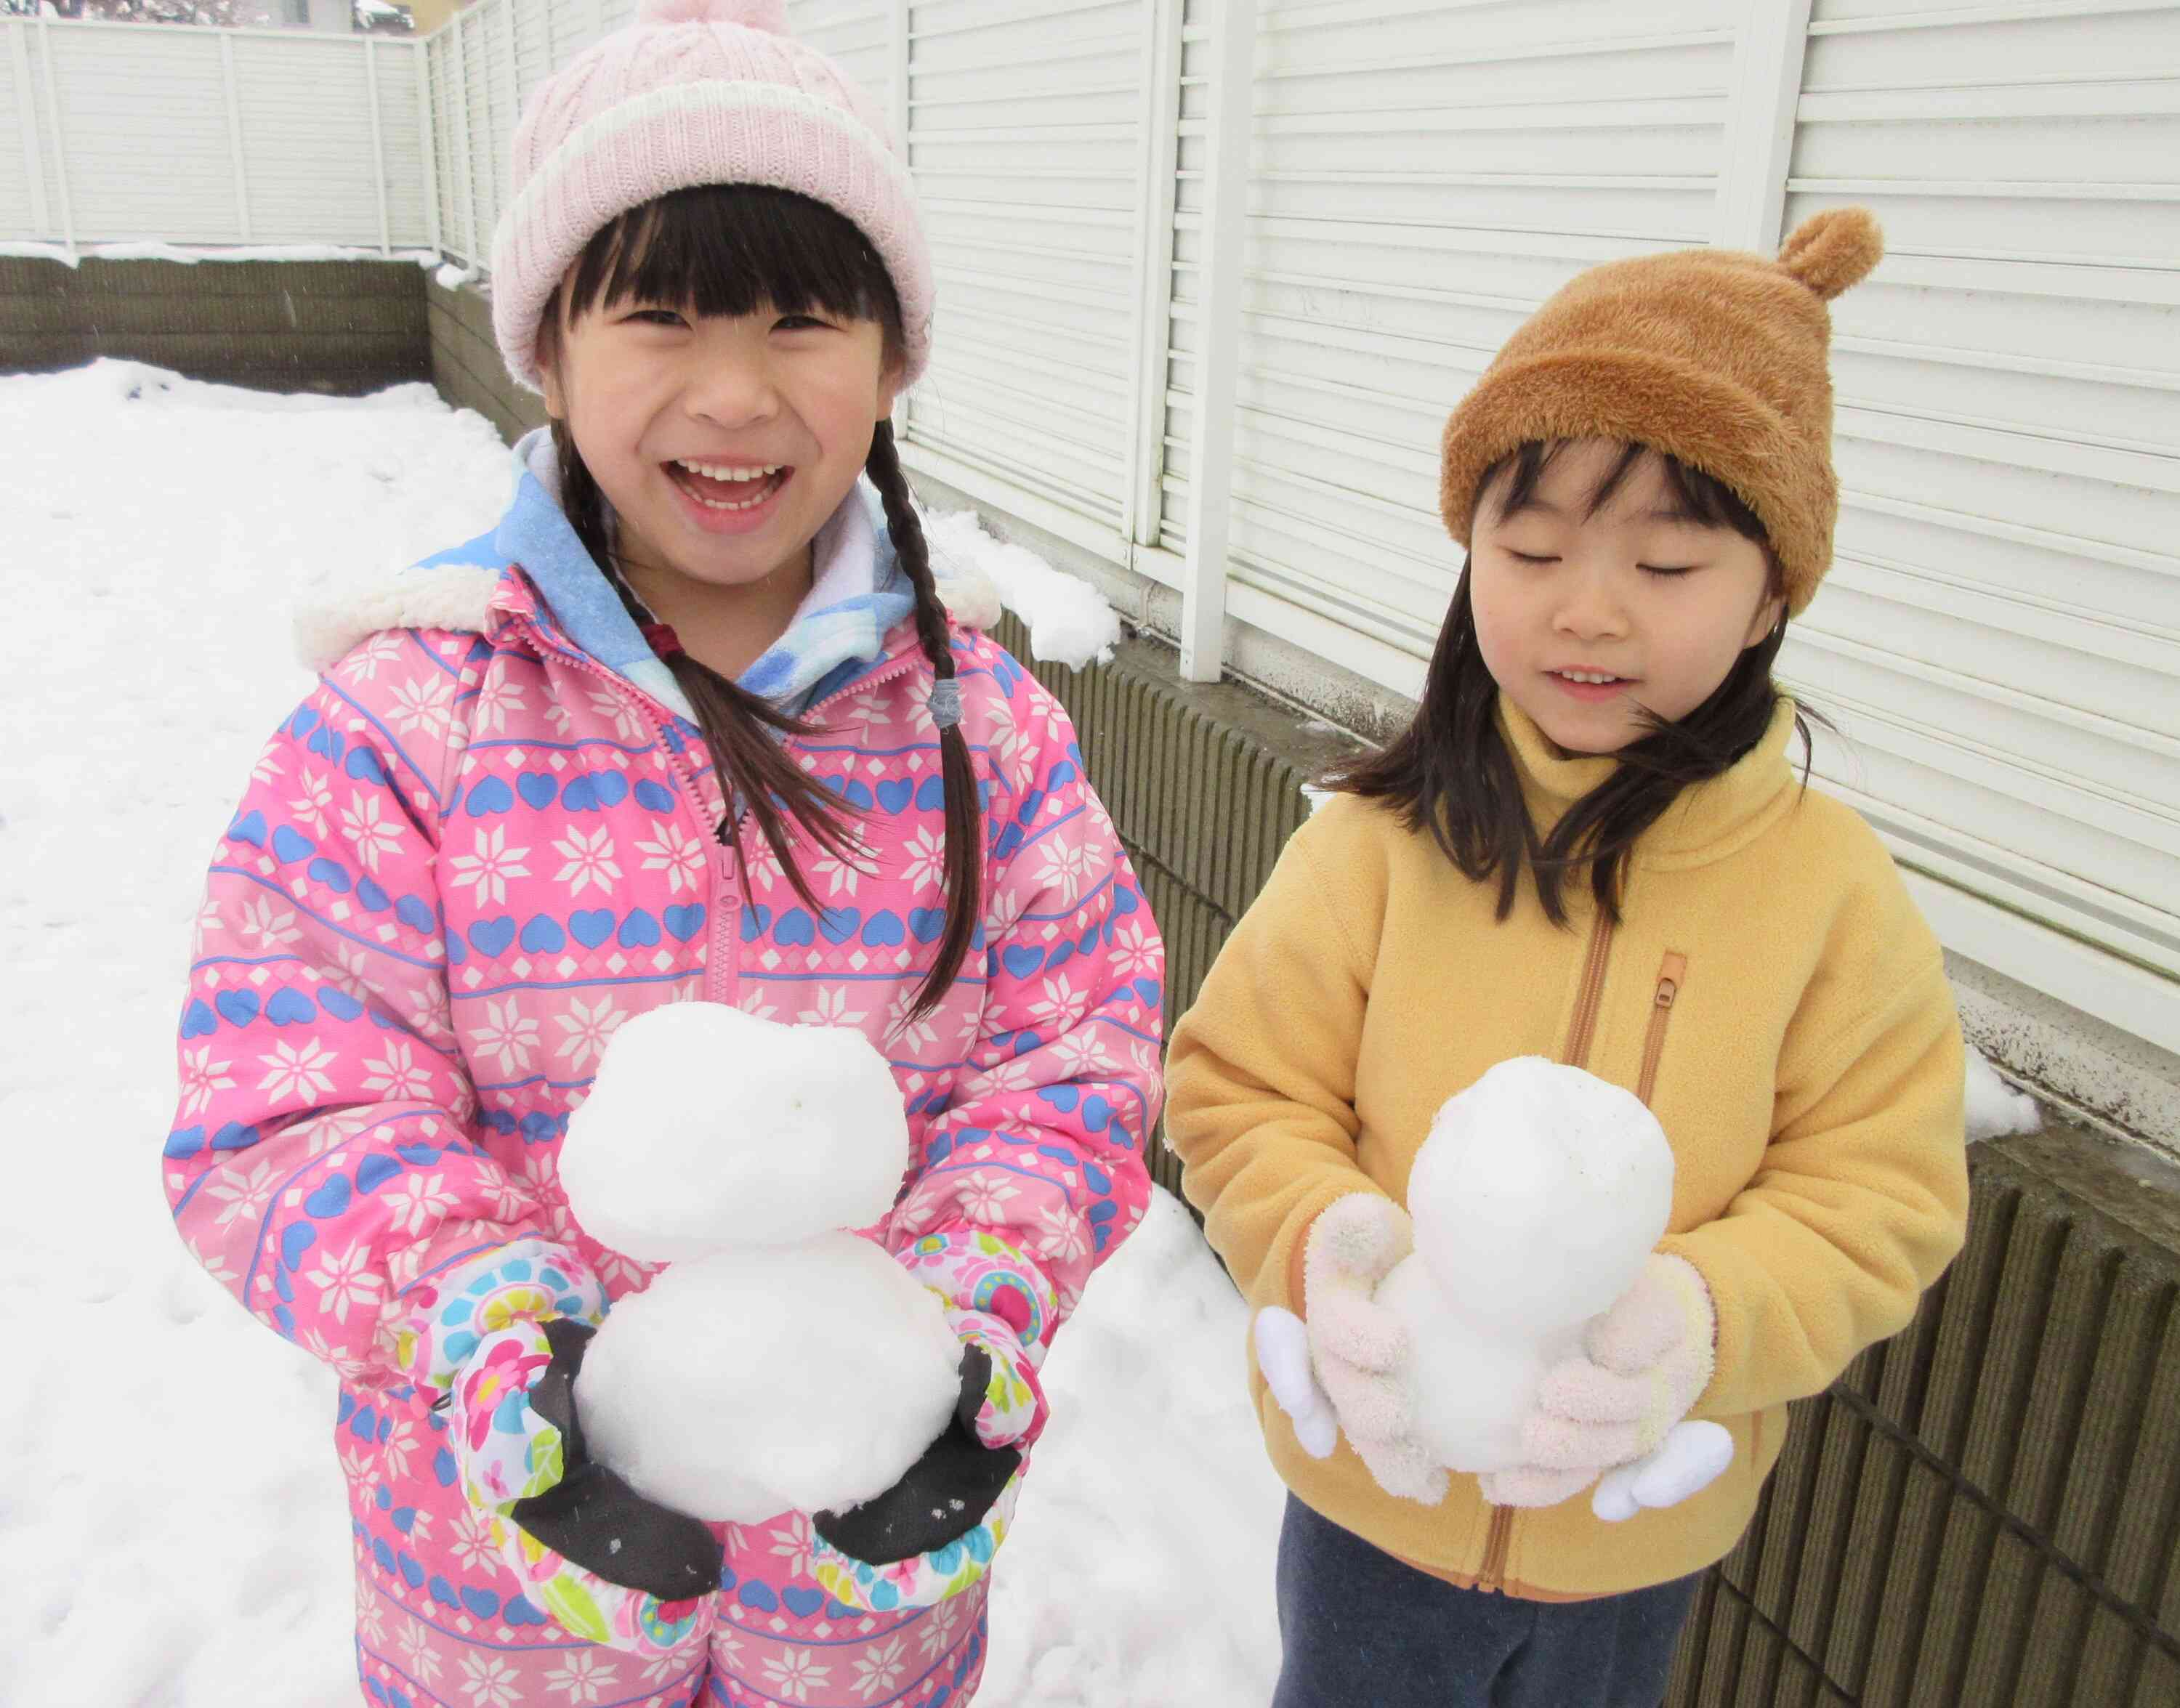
[1490,439,1769,543]
[557,183,903,356]
[1326,440,1817,928]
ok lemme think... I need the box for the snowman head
[560,1002,910,1262]
[1407,1058,1674,1339]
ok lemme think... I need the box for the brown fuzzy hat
[1438,207,1883,615]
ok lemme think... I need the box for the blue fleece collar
[482,429,916,719]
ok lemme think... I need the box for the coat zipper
[1479,909,1617,1594]
[1636,952,1687,1109]
[514,614,926,1001]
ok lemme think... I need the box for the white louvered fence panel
[1168,0,1741,679]
[0,17,426,251]
[900,0,1148,527]
[44,23,239,241]
[1781,0,2180,1010]
[231,36,383,243]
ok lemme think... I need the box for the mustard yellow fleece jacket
[1165,696,1969,1600]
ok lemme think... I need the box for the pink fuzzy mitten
[1299,1194,1448,1505]
[1482,1252,1716,1507]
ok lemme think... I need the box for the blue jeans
[1272,1496,1700,1708]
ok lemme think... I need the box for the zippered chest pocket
[1636,951,1687,1109]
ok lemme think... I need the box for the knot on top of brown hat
[1777,206,1884,301]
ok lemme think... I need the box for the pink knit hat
[490,0,934,393]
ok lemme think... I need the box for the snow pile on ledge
[925,506,1122,671]
[1966,1049,2041,1144]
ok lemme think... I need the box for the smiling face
[541,294,900,612]
[1468,438,1785,755]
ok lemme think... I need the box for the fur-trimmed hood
[294,429,1002,716]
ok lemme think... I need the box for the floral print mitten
[398,1239,719,1654]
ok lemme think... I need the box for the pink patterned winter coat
[162,464,1162,1702]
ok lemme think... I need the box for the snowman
[556,1002,1014,1550]
[1255,1057,1733,1521]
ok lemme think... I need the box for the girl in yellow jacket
[1166,208,1970,1708]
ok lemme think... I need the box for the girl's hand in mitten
[808,1307,1037,1612]
[448,1318,722,1653]
[1297,1193,1448,1506]
[1482,1252,1716,1507]
[402,1240,718,1652]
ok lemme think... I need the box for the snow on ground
[0,363,1282,1707]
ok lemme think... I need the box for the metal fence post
[416,34,442,256]
[1123,0,1182,554]
[448,10,479,264]
[218,32,253,243]
[1176,0,1255,684]
[364,36,391,256]
[494,0,518,227]
[1713,0,1814,251]
[7,21,50,240]
[33,13,74,259]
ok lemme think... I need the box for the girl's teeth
[1559,671,1621,684]
[669,460,787,511]
[676,458,780,482]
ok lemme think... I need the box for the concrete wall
[0,256,429,395]
[427,271,545,445]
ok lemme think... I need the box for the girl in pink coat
[161,3,1163,1701]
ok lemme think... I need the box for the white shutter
[1783,0,2180,1023]
[900,0,1147,527]
[1184,0,1742,689]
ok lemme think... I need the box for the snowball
[1385,1059,1678,1475]
[1406,1057,1674,1337]
[559,1003,911,1261]
[576,1232,961,1523]
[1966,1048,2039,1144]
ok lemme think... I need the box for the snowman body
[1376,1264,1587,1473]
[557,1003,962,1524]
[1388,1058,1676,1476]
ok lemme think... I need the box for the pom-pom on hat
[490,0,933,393]
[1438,207,1884,615]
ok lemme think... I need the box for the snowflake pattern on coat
[164,542,1163,1703]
